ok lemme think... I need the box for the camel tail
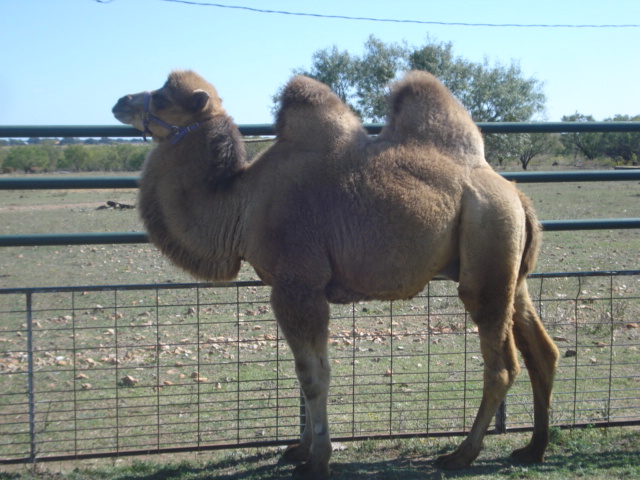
[518,190,542,282]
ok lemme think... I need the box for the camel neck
[137,120,247,282]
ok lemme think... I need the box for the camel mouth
[112,96,138,125]
[112,109,134,125]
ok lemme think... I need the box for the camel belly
[325,228,458,304]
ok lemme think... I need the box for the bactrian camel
[113,69,559,479]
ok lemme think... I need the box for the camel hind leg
[511,281,559,463]
[436,180,525,469]
[435,280,521,469]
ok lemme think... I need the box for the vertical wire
[71,292,78,456]
[196,286,201,449]
[274,291,280,441]
[426,283,431,437]
[26,292,36,464]
[113,289,120,454]
[236,285,241,444]
[463,310,468,432]
[538,276,544,319]
[606,274,615,424]
[389,301,393,436]
[351,303,356,438]
[154,287,161,450]
[572,277,582,426]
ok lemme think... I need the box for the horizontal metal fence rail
[0,270,638,464]
[1,121,640,138]
[1,170,640,246]
[2,169,640,191]
[1,121,639,247]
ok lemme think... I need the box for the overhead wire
[159,0,640,28]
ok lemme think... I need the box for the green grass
[1,170,639,478]
[2,428,639,479]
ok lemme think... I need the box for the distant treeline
[0,137,272,173]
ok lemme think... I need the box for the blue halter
[142,92,203,145]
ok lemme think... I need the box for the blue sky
[1,0,639,127]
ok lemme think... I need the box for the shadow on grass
[3,431,638,480]
[90,444,639,480]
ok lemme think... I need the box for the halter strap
[142,92,204,145]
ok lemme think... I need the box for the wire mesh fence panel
[0,272,639,463]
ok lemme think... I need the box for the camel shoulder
[275,75,368,151]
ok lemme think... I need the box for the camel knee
[479,329,520,394]
[486,362,520,392]
[295,357,331,401]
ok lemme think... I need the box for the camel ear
[190,89,210,112]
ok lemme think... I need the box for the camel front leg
[271,285,332,480]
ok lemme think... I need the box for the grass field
[1,168,639,479]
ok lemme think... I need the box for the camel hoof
[292,460,331,479]
[434,442,478,470]
[511,444,545,464]
[283,443,311,463]
[434,452,471,471]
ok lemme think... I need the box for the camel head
[112,70,224,143]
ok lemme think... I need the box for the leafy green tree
[513,133,561,170]
[296,46,356,104]
[39,140,62,170]
[293,36,547,164]
[602,115,640,165]
[408,39,474,98]
[560,114,603,161]
[60,144,92,171]
[4,145,49,172]
[410,39,546,165]
[352,36,408,121]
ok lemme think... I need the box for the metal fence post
[495,400,507,434]
[299,389,306,436]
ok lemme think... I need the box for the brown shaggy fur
[113,69,559,479]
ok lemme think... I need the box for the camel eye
[152,93,168,110]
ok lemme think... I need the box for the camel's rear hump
[275,76,367,151]
[380,71,485,164]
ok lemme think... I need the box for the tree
[409,39,476,108]
[295,36,407,121]
[602,114,640,165]
[38,141,62,170]
[560,114,603,161]
[4,145,50,172]
[296,46,355,105]
[410,39,547,165]
[293,36,547,163]
[351,36,408,121]
[513,133,560,170]
[60,144,92,171]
